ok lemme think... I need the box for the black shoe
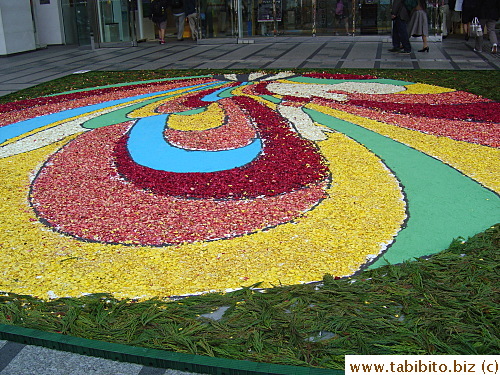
[418,46,429,52]
[399,50,411,54]
[388,48,401,52]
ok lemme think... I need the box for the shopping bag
[470,17,483,37]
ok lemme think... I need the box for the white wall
[138,12,155,40]
[32,0,64,45]
[135,0,155,41]
[0,7,4,55]
[0,0,37,55]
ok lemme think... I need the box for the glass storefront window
[237,0,315,36]
[199,0,230,37]
[195,0,438,39]
[222,0,397,37]
[60,0,441,45]
[61,0,92,45]
[61,0,135,46]
[97,0,132,43]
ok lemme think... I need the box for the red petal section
[0,77,217,117]
[348,99,500,123]
[313,98,500,148]
[164,98,257,151]
[115,96,330,199]
[30,122,329,245]
[345,91,490,105]
[302,73,378,79]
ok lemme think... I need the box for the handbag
[470,17,483,38]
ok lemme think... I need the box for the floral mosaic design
[0,72,498,300]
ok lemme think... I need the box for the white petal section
[266,82,348,101]
[267,82,407,98]
[278,104,333,141]
[0,120,90,158]
[223,74,238,81]
[0,103,137,158]
[248,72,267,81]
[261,71,296,81]
[325,82,407,94]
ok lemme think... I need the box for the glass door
[235,0,313,37]
[61,0,137,47]
[94,0,137,46]
[61,0,92,45]
[224,0,396,38]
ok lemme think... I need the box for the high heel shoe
[418,46,429,52]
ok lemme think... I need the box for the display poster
[257,0,282,22]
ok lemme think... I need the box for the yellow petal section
[167,102,224,131]
[0,132,405,299]
[401,83,455,94]
[307,103,500,193]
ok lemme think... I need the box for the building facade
[0,0,444,54]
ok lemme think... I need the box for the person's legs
[335,16,344,35]
[391,19,401,50]
[344,16,350,35]
[418,34,429,51]
[396,18,411,52]
[450,10,461,33]
[440,4,450,36]
[187,13,198,39]
[485,19,498,52]
[474,33,484,51]
[463,21,470,39]
[175,13,186,40]
[157,21,166,43]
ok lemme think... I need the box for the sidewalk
[0,340,196,375]
[0,34,499,97]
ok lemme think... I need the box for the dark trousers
[392,17,411,52]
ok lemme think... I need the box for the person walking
[474,0,499,52]
[461,0,478,39]
[450,0,464,35]
[172,0,186,41]
[150,0,169,44]
[334,0,350,36]
[389,0,412,53]
[439,0,451,38]
[408,0,430,51]
[185,0,199,40]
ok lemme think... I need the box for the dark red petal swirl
[114,96,330,199]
